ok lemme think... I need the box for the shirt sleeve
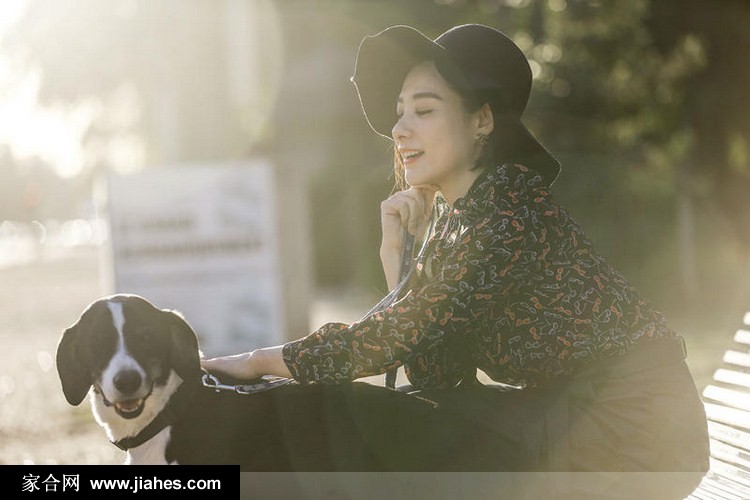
[282,199,539,387]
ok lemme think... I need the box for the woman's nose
[391,114,410,140]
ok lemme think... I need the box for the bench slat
[704,386,750,413]
[704,403,750,430]
[690,480,743,500]
[714,369,750,390]
[698,473,750,499]
[710,456,750,488]
[701,475,749,500]
[734,329,750,347]
[722,350,750,369]
[710,438,750,471]
[689,484,737,500]
[691,313,750,499]
[695,482,740,499]
[707,470,750,497]
[708,421,750,451]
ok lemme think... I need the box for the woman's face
[392,61,490,201]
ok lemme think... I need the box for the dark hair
[392,58,503,190]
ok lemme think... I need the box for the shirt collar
[451,162,547,214]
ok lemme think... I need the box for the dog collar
[112,378,197,452]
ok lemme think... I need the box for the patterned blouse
[282,163,675,389]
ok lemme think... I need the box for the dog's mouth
[96,384,153,419]
[114,398,147,419]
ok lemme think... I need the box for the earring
[476,134,489,146]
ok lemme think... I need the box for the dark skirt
[411,336,709,495]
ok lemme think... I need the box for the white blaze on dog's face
[56,294,200,441]
[97,300,161,419]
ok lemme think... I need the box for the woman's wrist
[251,345,293,379]
[379,247,402,290]
[380,240,401,258]
[201,345,293,381]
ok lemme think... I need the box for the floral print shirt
[282,163,675,389]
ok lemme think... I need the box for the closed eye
[395,109,433,119]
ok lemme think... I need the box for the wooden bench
[688,312,750,499]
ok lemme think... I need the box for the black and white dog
[56,294,510,470]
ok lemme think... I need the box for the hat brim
[352,25,446,138]
[504,118,562,185]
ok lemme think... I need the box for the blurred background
[0,0,748,465]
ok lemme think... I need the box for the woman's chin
[404,172,428,188]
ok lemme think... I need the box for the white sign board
[106,162,284,356]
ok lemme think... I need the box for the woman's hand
[380,186,436,289]
[200,346,292,380]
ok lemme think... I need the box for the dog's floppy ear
[56,324,92,406]
[164,310,201,382]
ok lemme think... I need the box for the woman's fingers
[402,194,422,234]
[381,199,405,251]
[379,187,436,288]
[416,187,437,216]
[380,187,436,260]
[412,187,436,236]
[382,188,433,235]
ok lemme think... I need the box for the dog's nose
[114,369,142,395]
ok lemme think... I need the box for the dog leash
[361,217,434,389]
[385,229,415,389]
[201,373,295,395]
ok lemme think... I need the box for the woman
[203,24,709,480]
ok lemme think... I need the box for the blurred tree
[648,0,750,306]
[524,0,707,304]
[421,0,750,316]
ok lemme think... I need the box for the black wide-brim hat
[351,24,561,185]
